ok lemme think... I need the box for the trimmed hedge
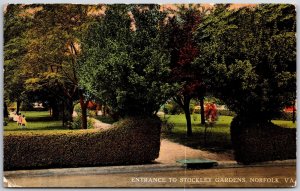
[230,116,296,164]
[4,116,161,170]
[273,112,296,121]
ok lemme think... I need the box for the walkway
[92,118,112,130]
[157,139,234,164]
[92,116,234,163]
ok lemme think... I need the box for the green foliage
[273,112,296,121]
[4,5,101,124]
[161,116,175,133]
[3,118,9,126]
[194,4,296,120]
[4,5,32,104]
[218,110,236,117]
[79,5,178,117]
[4,116,161,170]
[20,100,34,111]
[163,102,183,115]
[71,115,94,129]
[230,116,296,164]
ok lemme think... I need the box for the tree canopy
[194,4,296,121]
[78,5,179,117]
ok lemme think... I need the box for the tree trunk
[79,92,88,129]
[200,97,205,125]
[65,99,74,123]
[4,102,9,118]
[51,103,60,120]
[103,105,106,116]
[183,96,192,137]
[62,101,65,127]
[16,100,21,115]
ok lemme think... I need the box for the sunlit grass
[162,114,296,152]
[4,111,67,132]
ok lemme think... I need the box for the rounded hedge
[4,116,161,170]
[230,116,296,164]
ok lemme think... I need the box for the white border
[0,1,298,191]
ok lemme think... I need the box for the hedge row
[4,116,161,170]
[230,117,296,164]
[273,112,296,121]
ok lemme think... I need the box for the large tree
[78,4,178,118]
[193,4,296,163]
[194,4,296,122]
[18,4,100,128]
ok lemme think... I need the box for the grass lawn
[162,114,296,152]
[4,111,68,132]
[93,115,117,124]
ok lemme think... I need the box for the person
[17,113,22,126]
[21,115,27,128]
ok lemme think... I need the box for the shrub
[273,112,296,121]
[218,110,236,117]
[161,117,174,133]
[163,103,183,115]
[71,115,94,129]
[230,116,296,164]
[20,102,34,111]
[189,103,195,114]
[4,116,161,170]
[3,118,9,126]
[193,106,200,114]
[74,103,81,113]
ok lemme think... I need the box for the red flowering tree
[164,5,209,136]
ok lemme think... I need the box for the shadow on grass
[26,116,56,122]
[163,128,232,153]
[94,115,117,124]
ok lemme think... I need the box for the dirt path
[92,118,112,130]
[91,117,234,162]
[157,139,234,164]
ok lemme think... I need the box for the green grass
[162,114,296,152]
[4,111,68,132]
[93,115,117,124]
[272,120,296,128]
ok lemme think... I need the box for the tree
[78,4,178,118]
[193,4,296,163]
[17,4,100,128]
[163,5,208,136]
[4,5,33,114]
[194,4,296,122]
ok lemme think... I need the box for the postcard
[3,3,296,188]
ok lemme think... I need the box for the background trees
[4,5,33,115]
[4,4,101,128]
[4,4,296,133]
